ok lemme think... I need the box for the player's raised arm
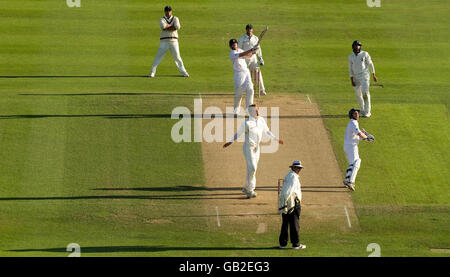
[223,120,245,148]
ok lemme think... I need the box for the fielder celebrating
[229,38,259,115]
[343,108,375,191]
[148,6,189,78]
[348,40,378,117]
[278,160,306,250]
[238,24,267,96]
[223,104,284,198]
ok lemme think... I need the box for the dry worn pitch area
[200,94,360,237]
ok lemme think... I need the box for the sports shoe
[279,245,287,249]
[181,72,190,77]
[246,191,257,198]
[148,73,155,78]
[260,90,267,96]
[292,244,306,250]
[343,180,355,191]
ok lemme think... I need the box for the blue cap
[290,160,304,168]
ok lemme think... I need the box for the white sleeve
[229,120,246,142]
[367,53,375,74]
[348,55,354,77]
[159,18,166,31]
[353,121,361,134]
[261,118,276,139]
[173,17,181,30]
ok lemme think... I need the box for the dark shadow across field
[9,245,279,253]
[93,185,348,193]
[19,92,231,96]
[0,186,348,202]
[0,114,347,119]
[0,75,185,78]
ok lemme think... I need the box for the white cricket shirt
[232,116,275,147]
[229,48,250,72]
[238,34,262,58]
[348,51,375,77]
[344,119,361,146]
[159,15,181,40]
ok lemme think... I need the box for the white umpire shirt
[278,170,302,212]
[229,49,250,72]
[348,51,375,78]
[344,119,361,146]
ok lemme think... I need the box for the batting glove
[365,134,375,142]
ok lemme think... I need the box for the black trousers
[279,204,301,247]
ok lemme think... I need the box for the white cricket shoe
[148,72,155,78]
[246,191,257,198]
[343,180,355,191]
[181,72,189,77]
[279,245,287,249]
[292,244,306,250]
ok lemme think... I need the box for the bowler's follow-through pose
[223,104,284,198]
[348,40,378,117]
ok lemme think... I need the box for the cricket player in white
[148,6,189,78]
[343,108,374,191]
[229,39,258,115]
[348,40,378,117]
[223,104,284,198]
[238,24,267,95]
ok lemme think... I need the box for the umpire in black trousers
[278,160,306,250]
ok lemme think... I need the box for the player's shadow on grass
[19,92,231,97]
[0,114,347,120]
[0,75,189,78]
[93,185,348,193]
[0,194,247,201]
[9,245,279,253]
[0,75,149,78]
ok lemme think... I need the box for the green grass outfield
[0,0,448,257]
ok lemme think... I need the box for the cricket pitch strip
[200,93,360,235]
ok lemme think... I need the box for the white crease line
[306,94,312,104]
[344,205,352,228]
[215,206,221,227]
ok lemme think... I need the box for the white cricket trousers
[247,57,265,93]
[150,39,188,75]
[234,70,254,113]
[344,144,361,184]
[354,73,371,116]
[243,143,260,192]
